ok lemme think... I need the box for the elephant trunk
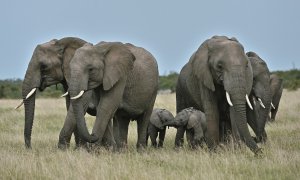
[71,98,99,143]
[22,63,41,148]
[163,119,180,127]
[174,126,185,147]
[69,70,100,143]
[256,90,271,142]
[232,99,260,153]
[23,94,36,148]
[225,69,260,154]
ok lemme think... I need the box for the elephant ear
[191,40,215,91]
[102,44,135,91]
[187,112,200,129]
[150,109,164,129]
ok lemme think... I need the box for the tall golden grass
[0,90,299,179]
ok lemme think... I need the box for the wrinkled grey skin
[146,108,175,148]
[22,37,86,148]
[165,108,207,149]
[68,42,159,150]
[21,37,113,149]
[176,36,262,155]
[268,74,283,122]
[246,52,272,143]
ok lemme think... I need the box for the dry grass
[0,90,300,180]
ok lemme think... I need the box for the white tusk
[258,98,266,109]
[253,98,257,106]
[15,100,24,109]
[25,88,36,99]
[271,102,276,109]
[70,90,84,100]
[226,91,233,106]
[61,92,69,98]
[246,94,253,110]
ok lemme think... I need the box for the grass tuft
[0,90,299,179]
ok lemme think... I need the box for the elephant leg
[186,129,194,149]
[58,91,92,149]
[246,106,258,131]
[137,115,150,150]
[113,117,121,147]
[175,126,185,148]
[96,119,116,151]
[118,116,130,149]
[58,105,76,149]
[148,124,158,148]
[270,107,279,122]
[136,98,155,150]
[158,129,166,148]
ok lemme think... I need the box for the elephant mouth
[39,77,60,91]
[252,93,266,109]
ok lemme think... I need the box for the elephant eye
[40,63,48,71]
[88,68,94,72]
[217,63,223,71]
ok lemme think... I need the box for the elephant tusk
[226,91,233,106]
[26,88,37,99]
[258,98,266,109]
[61,92,69,98]
[15,100,24,109]
[246,94,253,110]
[70,90,84,100]
[271,102,276,109]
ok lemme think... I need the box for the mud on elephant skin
[146,108,174,148]
[68,42,159,151]
[176,36,262,155]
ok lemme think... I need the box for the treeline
[272,69,300,90]
[0,79,64,99]
[0,69,299,99]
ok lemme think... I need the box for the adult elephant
[19,37,113,149]
[268,74,283,122]
[68,42,159,150]
[246,51,272,143]
[175,36,261,155]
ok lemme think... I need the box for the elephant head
[21,37,86,148]
[191,36,260,154]
[246,51,271,142]
[150,108,175,130]
[164,107,194,127]
[269,74,283,122]
[68,42,135,143]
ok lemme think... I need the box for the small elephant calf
[166,107,207,149]
[147,108,175,148]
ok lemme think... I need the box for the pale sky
[0,0,299,79]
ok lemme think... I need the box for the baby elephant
[147,108,175,148]
[165,107,207,149]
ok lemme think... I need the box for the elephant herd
[17,35,283,156]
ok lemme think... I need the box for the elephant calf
[147,108,175,148]
[165,107,207,149]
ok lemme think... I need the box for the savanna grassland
[0,90,300,180]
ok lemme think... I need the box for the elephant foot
[137,143,147,153]
[58,142,70,150]
[254,148,264,158]
[270,118,275,122]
